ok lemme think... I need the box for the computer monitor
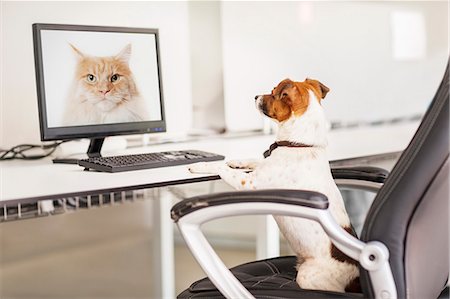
[32,23,166,162]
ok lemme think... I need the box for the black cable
[0,140,69,161]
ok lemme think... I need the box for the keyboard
[78,150,225,173]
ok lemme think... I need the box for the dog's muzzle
[255,95,267,115]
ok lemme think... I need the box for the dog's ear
[317,81,330,99]
[305,78,330,99]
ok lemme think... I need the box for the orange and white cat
[64,44,148,126]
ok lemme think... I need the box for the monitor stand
[52,138,105,164]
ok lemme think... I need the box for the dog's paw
[188,162,219,174]
[226,159,258,170]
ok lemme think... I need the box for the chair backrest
[360,60,449,299]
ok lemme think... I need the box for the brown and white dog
[189,78,360,293]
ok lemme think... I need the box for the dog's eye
[281,93,288,98]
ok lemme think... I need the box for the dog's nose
[254,95,259,101]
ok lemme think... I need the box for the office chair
[171,60,449,299]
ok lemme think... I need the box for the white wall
[188,2,226,132]
[1,1,192,148]
[1,1,448,147]
[220,1,449,131]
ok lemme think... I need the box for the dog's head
[255,78,329,122]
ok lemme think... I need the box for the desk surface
[1,122,419,205]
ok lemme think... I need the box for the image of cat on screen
[64,43,149,126]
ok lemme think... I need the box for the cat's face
[70,44,138,112]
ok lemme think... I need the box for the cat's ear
[115,44,132,64]
[69,44,85,60]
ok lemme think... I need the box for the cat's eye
[110,74,120,83]
[86,74,96,83]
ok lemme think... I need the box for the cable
[0,140,69,161]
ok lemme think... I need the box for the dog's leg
[215,165,257,190]
[188,161,223,174]
[189,162,257,190]
[296,258,358,292]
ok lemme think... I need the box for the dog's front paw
[188,162,219,174]
[227,160,247,169]
[227,159,258,170]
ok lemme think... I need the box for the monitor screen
[33,24,166,141]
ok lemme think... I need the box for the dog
[188,78,360,293]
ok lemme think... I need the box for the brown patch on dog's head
[255,78,330,122]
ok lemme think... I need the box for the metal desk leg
[152,188,175,299]
[256,215,280,260]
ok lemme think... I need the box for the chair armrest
[331,166,389,183]
[331,166,389,192]
[171,189,328,222]
[172,190,397,299]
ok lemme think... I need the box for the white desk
[1,134,272,205]
[0,121,419,298]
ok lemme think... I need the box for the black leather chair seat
[178,256,364,299]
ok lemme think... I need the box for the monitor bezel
[33,23,166,141]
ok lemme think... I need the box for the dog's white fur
[189,86,359,292]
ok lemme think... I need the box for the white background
[1,2,448,147]
[41,29,162,127]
